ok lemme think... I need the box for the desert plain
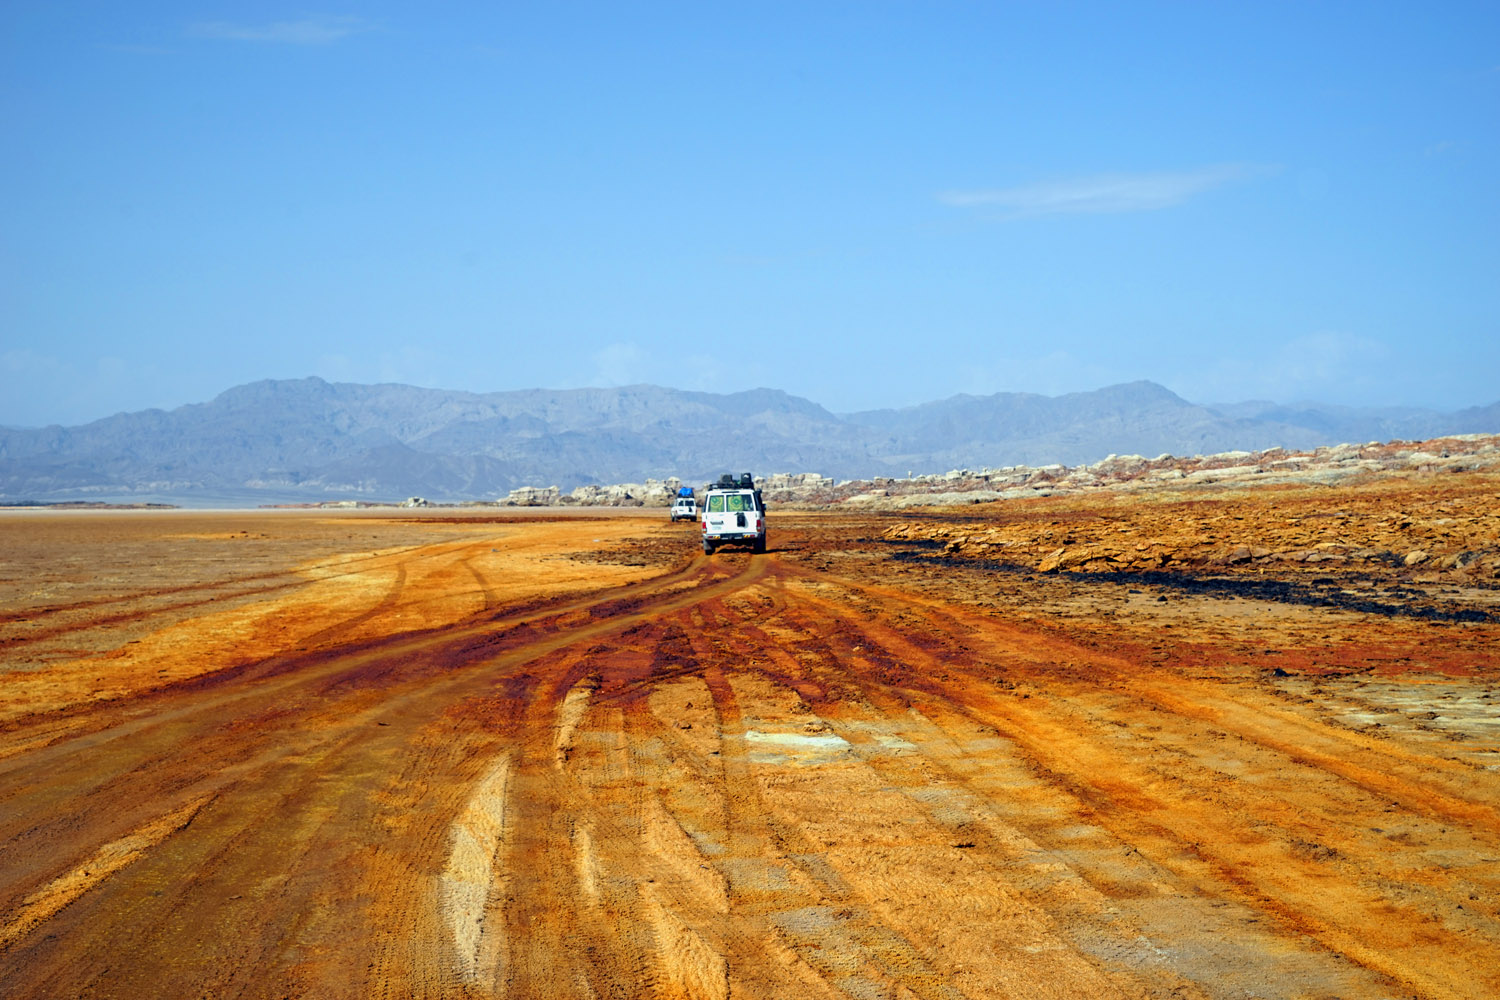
[2,450,1499,999]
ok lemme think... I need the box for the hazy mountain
[2,377,1496,504]
[1207,397,1500,446]
[847,381,1331,469]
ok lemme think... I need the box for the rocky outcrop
[881,434,1500,585]
[563,477,683,507]
[890,522,1500,584]
[833,434,1500,509]
[505,485,560,506]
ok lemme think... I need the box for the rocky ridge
[876,434,1500,587]
[493,472,836,507]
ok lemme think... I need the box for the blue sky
[3,2,1496,427]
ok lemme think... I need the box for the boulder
[1038,547,1068,573]
[1038,546,1114,573]
[506,485,560,506]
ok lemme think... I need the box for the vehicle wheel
[702,539,714,555]
[753,535,767,554]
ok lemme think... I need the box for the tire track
[804,565,1500,834]
[438,754,512,988]
[778,573,1498,1000]
[4,525,1498,1000]
[699,588,1160,999]
[0,792,214,952]
[0,551,723,772]
[0,538,470,645]
[0,556,763,994]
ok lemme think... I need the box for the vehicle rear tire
[702,539,714,555]
[753,535,767,554]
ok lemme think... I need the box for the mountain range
[2,378,1497,504]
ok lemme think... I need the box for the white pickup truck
[700,474,766,554]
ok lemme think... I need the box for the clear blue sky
[3,2,1496,427]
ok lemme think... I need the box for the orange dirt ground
[1,477,1497,1000]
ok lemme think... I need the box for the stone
[506,485,560,506]
[1038,547,1068,573]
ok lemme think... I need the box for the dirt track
[1,496,1497,999]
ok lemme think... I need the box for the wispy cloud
[101,43,175,56]
[1274,330,1391,390]
[189,15,374,45]
[589,342,647,387]
[940,164,1272,219]
[1174,330,1392,405]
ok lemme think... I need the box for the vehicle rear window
[726,493,748,512]
[706,495,725,512]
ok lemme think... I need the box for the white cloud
[683,353,731,394]
[189,16,374,45]
[1173,330,1393,405]
[316,353,357,381]
[374,345,446,387]
[1273,330,1391,391]
[940,164,1272,219]
[588,342,647,387]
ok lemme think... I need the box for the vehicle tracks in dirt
[1,519,1497,999]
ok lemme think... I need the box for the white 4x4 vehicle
[669,496,697,521]
[701,473,767,554]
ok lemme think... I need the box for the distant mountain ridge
[2,378,1497,504]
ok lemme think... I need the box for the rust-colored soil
[1,484,1497,999]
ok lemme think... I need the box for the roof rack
[709,472,756,490]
